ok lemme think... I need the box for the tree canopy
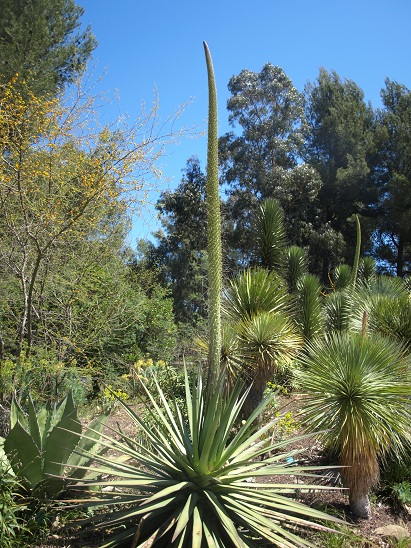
[0,0,96,96]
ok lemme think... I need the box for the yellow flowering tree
[0,75,184,357]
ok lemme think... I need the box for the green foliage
[304,68,375,278]
[295,274,325,340]
[0,0,97,96]
[351,275,411,346]
[0,350,93,406]
[298,332,411,517]
[284,245,308,292]
[145,157,209,324]
[223,267,290,323]
[391,481,411,506]
[324,289,354,333]
[375,79,411,276]
[67,369,341,547]
[220,63,319,264]
[358,256,377,285]
[0,455,27,547]
[332,264,353,290]
[3,391,107,499]
[253,198,288,270]
[222,267,302,415]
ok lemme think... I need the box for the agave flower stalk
[204,41,222,395]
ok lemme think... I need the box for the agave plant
[68,370,340,547]
[298,332,411,518]
[3,391,107,499]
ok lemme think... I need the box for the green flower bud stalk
[203,41,222,395]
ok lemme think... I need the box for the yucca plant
[283,245,308,293]
[253,197,287,271]
[324,289,354,333]
[67,370,341,547]
[332,264,352,290]
[351,275,411,348]
[222,268,301,414]
[357,257,377,286]
[3,391,107,499]
[223,267,290,324]
[236,311,303,416]
[298,332,411,518]
[295,274,325,341]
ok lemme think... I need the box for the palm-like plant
[222,268,301,414]
[283,245,308,292]
[236,311,302,416]
[69,371,340,547]
[223,267,290,324]
[253,198,287,271]
[351,275,411,348]
[295,274,324,341]
[298,332,411,518]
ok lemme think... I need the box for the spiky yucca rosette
[66,371,341,547]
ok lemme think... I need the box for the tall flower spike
[203,41,222,395]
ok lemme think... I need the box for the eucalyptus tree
[220,64,321,262]
[147,157,209,324]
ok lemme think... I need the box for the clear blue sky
[79,0,411,243]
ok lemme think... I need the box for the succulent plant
[4,391,107,499]
[67,370,341,547]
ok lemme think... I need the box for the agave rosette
[67,370,341,547]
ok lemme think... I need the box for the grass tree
[298,331,411,518]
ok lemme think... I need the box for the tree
[219,63,322,262]
[0,76,184,357]
[304,69,376,278]
[0,0,96,96]
[374,80,411,276]
[299,332,411,518]
[145,157,209,324]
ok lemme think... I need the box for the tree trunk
[396,235,404,277]
[349,491,371,519]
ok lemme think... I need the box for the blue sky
[79,0,411,243]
